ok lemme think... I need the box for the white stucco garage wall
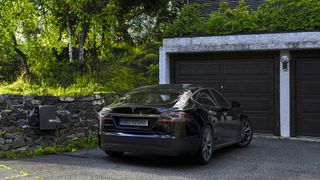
[159,31,320,137]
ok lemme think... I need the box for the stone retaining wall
[0,94,116,151]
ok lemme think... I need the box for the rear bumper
[99,132,199,156]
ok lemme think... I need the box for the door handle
[49,118,62,123]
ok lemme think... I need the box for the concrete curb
[254,134,320,143]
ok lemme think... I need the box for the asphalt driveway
[0,138,319,180]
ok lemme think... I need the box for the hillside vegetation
[0,0,318,96]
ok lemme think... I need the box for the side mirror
[231,101,241,108]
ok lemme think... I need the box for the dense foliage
[1,0,319,96]
[165,0,320,37]
[0,0,183,95]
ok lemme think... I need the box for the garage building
[159,31,320,137]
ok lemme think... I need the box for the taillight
[97,108,112,121]
[98,114,112,121]
[158,112,192,122]
[98,113,111,121]
[98,108,113,130]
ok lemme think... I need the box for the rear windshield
[115,91,182,105]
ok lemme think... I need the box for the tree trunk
[79,21,90,72]
[14,47,30,75]
[11,34,30,76]
[66,16,73,63]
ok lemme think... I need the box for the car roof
[134,84,212,92]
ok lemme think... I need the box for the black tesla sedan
[98,84,253,164]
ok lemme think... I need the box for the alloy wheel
[238,119,253,146]
[201,126,213,162]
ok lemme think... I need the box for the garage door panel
[298,76,320,81]
[247,114,274,133]
[175,76,221,81]
[298,117,320,136]
[295,51,320,137]
[298,114,320,121]
[224,74,272,81]
[300,59,320,74]
[175,79,221,89]
[175,79,221,83]
[176,62,221,75]
[224,61,273,74]
[226,95,272,111]
[172,53,278,134]
[224,80,273,93]
[299,82,320,94]
[301,99,320,113]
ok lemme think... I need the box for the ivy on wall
[165,0,320,37]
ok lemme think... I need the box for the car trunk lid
[108,106,165,131]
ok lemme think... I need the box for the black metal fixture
[281,55,289,71]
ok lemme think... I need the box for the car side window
[194,90,217,107]
[209,89,231,108]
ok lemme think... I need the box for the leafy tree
[39,0,78,63]
[0,0,39,77]
[0,0,184,94]
[116,0,184,42]
[37,0,180,71]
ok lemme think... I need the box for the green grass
[0,78,113,96]
[0,43,159,97]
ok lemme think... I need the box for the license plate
[119,119,149,127]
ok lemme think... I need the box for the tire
[105,150,124,157]
[237,118,253,147]
[195,125,213,164]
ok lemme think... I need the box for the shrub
[166,0,320,37]
[164,4,208,37]
[208,0,257,35]
[0,42,160,96]
[255,0,320,31]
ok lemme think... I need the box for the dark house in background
[187,0,266,15]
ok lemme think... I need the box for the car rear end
[98,89,200,156]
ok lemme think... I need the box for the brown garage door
[293,50,320,137]
[171,52,279,135]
